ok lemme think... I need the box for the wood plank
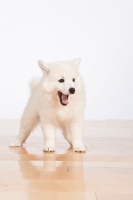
[0,120,133,199]
[96,193,133,200]
[0,191,97,200]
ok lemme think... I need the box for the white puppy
[10,58,86,152]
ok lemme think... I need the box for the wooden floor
[0,120,133,200]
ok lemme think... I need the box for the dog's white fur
[10,58,86,152]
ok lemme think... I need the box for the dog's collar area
[58,91,69,106]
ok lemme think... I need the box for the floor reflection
[9,147,86,200]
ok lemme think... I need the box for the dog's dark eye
[72,78,75,82]
[58,79,64,83]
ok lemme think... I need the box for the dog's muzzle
[58,92,69,106]
[58,88,76,106]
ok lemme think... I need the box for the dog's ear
[38,60,50,74]
[73,58,81,68]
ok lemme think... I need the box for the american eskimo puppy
[10,58,86,152]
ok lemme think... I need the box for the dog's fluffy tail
[29,77,40,94]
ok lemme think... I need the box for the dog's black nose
[69,88,75,94]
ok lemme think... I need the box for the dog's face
[38,58,81,106]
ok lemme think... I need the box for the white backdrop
[0,0,133,120]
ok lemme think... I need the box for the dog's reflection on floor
[10,147,86,200]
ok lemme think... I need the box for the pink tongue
[62,94,69,104]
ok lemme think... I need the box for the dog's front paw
[44,141,55,152]
[73,141,86,152]
[10,139,23,147]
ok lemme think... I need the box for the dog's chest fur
[56,107,73,122]
[39,93,74,123]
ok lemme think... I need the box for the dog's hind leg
[10,102,39,147]
[40,120,56,152]
[62,126,72,146]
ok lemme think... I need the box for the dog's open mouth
[58,91,69,106]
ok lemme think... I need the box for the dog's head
[38,58,81,106]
